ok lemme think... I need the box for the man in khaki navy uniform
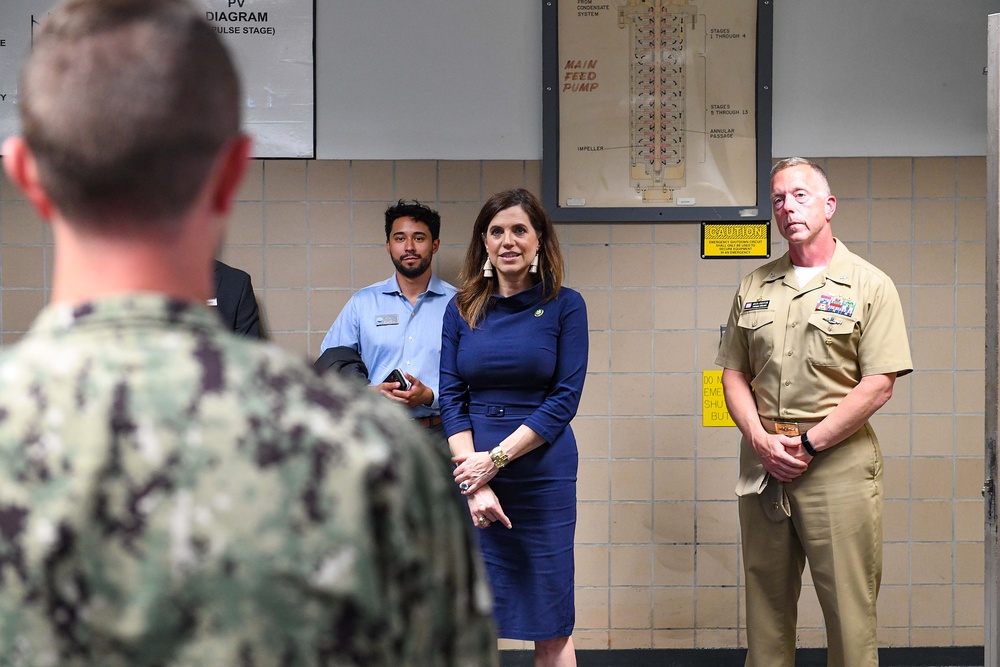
[716,157,912,667]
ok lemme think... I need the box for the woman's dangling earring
[529,252,540,274]
[483,258,494,278]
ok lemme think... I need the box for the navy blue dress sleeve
[439,298,472,437]
[522,289,588,444]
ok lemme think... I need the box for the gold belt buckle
[773,422,800,437]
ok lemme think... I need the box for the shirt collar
[382,272,445,297]
[762,238,851,287]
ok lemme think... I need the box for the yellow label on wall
[702,370,736,427]
[701,222,769,258]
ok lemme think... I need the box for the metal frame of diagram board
[542,0,773,222]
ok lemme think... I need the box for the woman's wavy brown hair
[455,188,564,329]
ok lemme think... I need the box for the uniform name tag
[744,300,769,311]
[815,294,855,317]
[375,314,399,326]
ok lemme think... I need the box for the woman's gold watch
[489,446,509,469]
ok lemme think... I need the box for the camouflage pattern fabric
[0,294,496,667]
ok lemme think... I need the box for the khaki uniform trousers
[739,423,883,667]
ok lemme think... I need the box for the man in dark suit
[212,259,263,338]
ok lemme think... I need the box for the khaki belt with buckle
[759,416,821,436]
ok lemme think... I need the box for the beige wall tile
[265,202,308,244]
[910,457,955,499]
[578,289,610,330]
[911,501,953,541]
[566,245,611,288]
[957,242,985,285]
[263,160,307,201]
[914,157,956,199]
[653,501,696,544]
[653,288,696,330]
[351,201,390,245]
[653,459,694,502]
[350,161,394,202]
[309,246,352,289]
[957,329,985,372]
[909,286,954,327]
[652,586,695,628]
[393,160,437,202]
[576,586,610,628]
[307,160,350,201]
[871,414,911,457]
[1,289,45,332]
[911,542,953,584]
[871,157,912,199]
[310,290,351,336]
[911,585,953,627]
[610,417,652,459]
[611,374,652,416]
[439,161,480,201]
[955,458,984,500]
[883,500,910,542]
[872,199,913,243]
[910,328,954,371]
[0,202,46,244]
[653,331,697,373]
[696,287,736,331]
[880,543,909,585]
[588,331,610,374]
[264,289,308,334]
[438,201,481,243]
[2,246,44,289]
[654,416,696,459]
[351,246,390,288]
[955,585,983,627]
[609,545,652,585]
[912,244,955,285]
[481,161,524,196]
[525,161,542,195]
[695,586,738,628]
[954,501,982,543]
[956,415,984,457]
[577,502,610,544]
[914,199,956,243]
[877,585,910,626]
[654,224,699,244]
[956,372,985,416]
[563,223,610,245]
[227,202,265,245]
[653,245,697,287]
[612,460,653,501]
[610,289,653,331]
[610,586,652,628]
[218,246,263,283]
[235,159,263,201]
[830,199,868,245]
[956,156,986,198]
[825,157,869,199]
[868,243,911,285]
[956,285,984,328]
[695,545,738,586]
[576,415,610,458]
[955,542,984,584]
[653,544,695,586]
[697,257,743,288]
[577,545,610,587]
[611,224,653,245]
[612,245,653,286]
[579,459,610,501]
[957,199,985,242]
[265,246,309,289]
[695,501,738,543]
[608,629,653,648]
[654,373,698,416]
[910,415,954,458]
[308,202,351,245]
[610,332,651,373]
[883,457,911,500]
[611,502,653,544]
[695,458,737,501]
[577,374,609,417]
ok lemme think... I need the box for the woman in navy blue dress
[440,189,588,667]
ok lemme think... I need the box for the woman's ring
[460,482,470,491]
[477,516,488,526]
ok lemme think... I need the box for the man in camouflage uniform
[0,1,497,665]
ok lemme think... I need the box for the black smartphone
[383,368,412,390]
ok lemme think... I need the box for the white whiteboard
[317,0,1000,159]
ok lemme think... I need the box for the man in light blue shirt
[322,201,456,431]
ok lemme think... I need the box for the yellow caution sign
[702,369,736,427]
[701,222,770,258]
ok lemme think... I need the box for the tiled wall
[0,156,986,650]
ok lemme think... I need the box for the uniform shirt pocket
[737,310,775,373]
[806,311,858,367]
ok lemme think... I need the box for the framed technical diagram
[542,0,773,222]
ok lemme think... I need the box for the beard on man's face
[392,252,432,279]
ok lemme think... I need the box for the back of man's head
[19,0,241,228]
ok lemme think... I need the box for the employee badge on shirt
[815,294,855,317]
[375,314,400,326]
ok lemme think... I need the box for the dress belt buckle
[773,422,800,437]
[487,405,505,417]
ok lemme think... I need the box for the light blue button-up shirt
[321,273,457,418]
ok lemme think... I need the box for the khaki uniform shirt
[716,239,912,421]
[0,294,496,667]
